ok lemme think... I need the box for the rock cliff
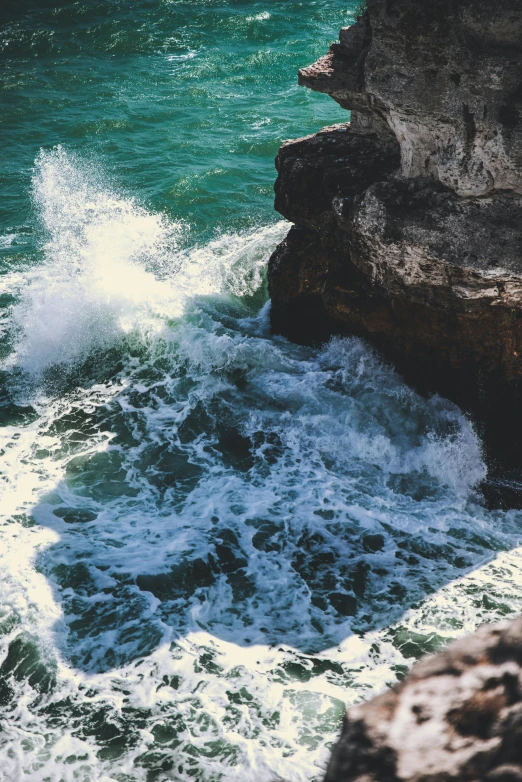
[324,617,522,782]
[268,0,522,477]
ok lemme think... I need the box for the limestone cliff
[324,617,522,782]
[268,0,522,477]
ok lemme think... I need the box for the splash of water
[8,147,287,378]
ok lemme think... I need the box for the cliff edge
[268,0,522,477]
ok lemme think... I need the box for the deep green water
[1,0,349,248]
[1,3,522,781]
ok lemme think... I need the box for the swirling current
[1,2,522,781]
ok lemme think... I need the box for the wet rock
[324,617,522,782]
[268,0,522,477]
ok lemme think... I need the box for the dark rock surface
[324,617,522,782]
[268,0,522,476]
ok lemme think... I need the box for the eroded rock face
[324,617,522,782]
[268,0,522,473]
[299,0,522,197]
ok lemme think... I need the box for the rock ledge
[268,0,522,475]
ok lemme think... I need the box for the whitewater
[2,2,522,781]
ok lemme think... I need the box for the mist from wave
[6,149,287,382]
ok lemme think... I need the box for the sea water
[1,3,522,781]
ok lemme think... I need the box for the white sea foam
[246,12,271,22]
[0,233,18,248]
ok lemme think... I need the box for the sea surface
[1,2,522,781]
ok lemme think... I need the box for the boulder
[324,617,522,782]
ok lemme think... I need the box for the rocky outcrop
[268,0,522,476]
[324,617,522,782]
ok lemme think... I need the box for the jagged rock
[274,124,399,230]
[324,617,522,782]
[299,1,522,196]
[268,0,522,476]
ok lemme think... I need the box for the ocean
[1,2,522,780]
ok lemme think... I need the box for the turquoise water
[1,3,522,781]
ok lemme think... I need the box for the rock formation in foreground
[268,0,522,476]
[324,617,522,782]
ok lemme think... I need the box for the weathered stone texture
[324,618,522,782]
